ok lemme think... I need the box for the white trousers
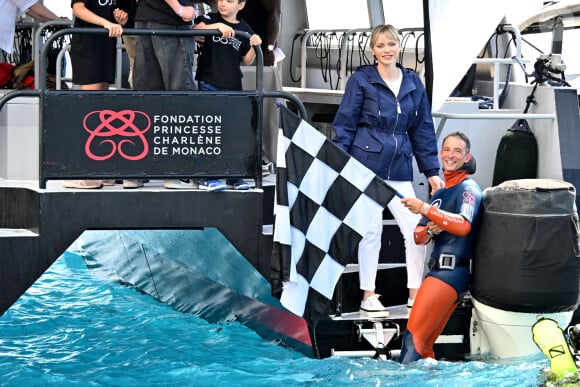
[358,180,426,291]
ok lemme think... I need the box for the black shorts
[70,34,117,85]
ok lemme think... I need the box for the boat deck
[331,304,410,321]
[0,175,272,316]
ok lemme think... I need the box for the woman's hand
[427,175,444,195]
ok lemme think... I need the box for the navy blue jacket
[332,64,440,181]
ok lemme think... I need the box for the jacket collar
[358,63,417,97]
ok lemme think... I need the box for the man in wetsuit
[399,131,483,364]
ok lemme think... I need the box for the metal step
[343,262,406,273]
[330,320,402,360]
[0,228,39,237]
[331,304,409,321]
[262,224,273,235]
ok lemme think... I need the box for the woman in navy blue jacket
[332,24,443,317]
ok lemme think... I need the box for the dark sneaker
[226,178,250,190]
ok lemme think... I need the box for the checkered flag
[271,105,398,322]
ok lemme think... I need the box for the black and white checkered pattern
[271,106,397,321]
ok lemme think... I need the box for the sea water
[0,252,552,386]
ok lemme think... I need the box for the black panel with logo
[42,90,260,182]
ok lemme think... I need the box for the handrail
[33,19,73,89]
[299,29,351,89]
[0,90,41,112]
[38,28,264,92]
[432,111,556,139]
[1,27,309,188]
[338,28,371,90]
[474,24,529,109]
[300,27,425,91]
[337,27,424,90]
[115,37,124,89]
[432,112,555,119]
[297,24,526,100]
[55,42,71,90]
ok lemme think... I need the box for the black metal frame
[0,27,307,189]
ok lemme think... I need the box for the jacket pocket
[350,129,383,171]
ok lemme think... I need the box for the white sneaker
[123,179,144,189]
[164,179,195,189]
[62,180,103,189]
[407,298,415,309]
[360,294,389,318]
[262,161,273,176]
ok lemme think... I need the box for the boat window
[44,0,73,18]
[305,0,370,30]
[381,0,424,30]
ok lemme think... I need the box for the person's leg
[151,28,194,91]
[133,22,165,91]
[357,205,389,317]
[400,276,457,363]
[386,180,425,303]
[66,37,111,189]
[80,82,109,91]
[424,298,458,358]
[122,35,137,88]
[62,76,106,188]
[358,206,383,297]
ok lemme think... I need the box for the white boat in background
[1,0,579,362]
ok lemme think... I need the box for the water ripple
[0,252,546,386]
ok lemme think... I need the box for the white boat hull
[470,298,574,360]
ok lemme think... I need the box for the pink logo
[83,110,150,161]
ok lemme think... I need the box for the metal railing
[1,27,308,189]
[432,111,556,139]
[33,19,73,89]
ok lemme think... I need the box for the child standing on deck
[63,0,128,189]
[193,0,261,191]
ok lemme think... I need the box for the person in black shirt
[133,0,198,189]
[192,0,261,190]
[70,0,127,90]
[62,0,127,190]
[194,0,261,90]
[133,0,196,91]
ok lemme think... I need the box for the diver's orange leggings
[406,276,458,359]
